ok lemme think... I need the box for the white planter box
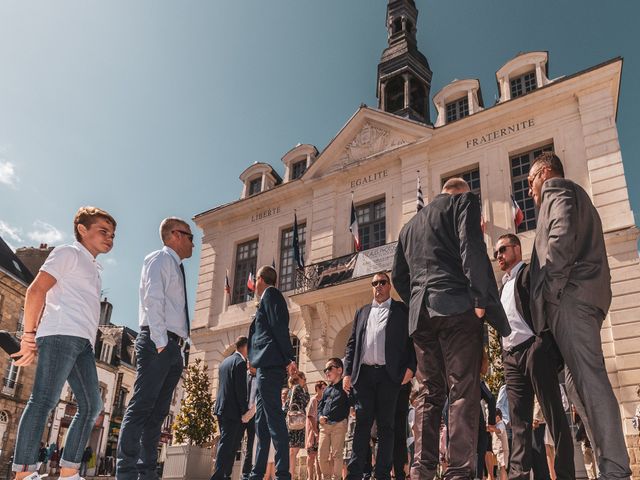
[162,444,215,480]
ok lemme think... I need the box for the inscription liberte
[466,119,535,149]
[251,206,281,222]
[350,169,389,189]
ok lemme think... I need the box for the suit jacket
[530,178,612,333]
[392,192,510,336]
[248,286,295,369]
[214,351,248,420]
[343,299,417,386]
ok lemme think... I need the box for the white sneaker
[22,473,48,480]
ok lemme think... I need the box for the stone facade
[191,52,640,472]
[0,253,35,478]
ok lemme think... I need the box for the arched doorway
[0,411,9,458]
[332,322,353,360]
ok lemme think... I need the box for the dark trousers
[347,365,401,480]
[210,415,244,480]
[411,310,483,480]
[531,424,550,480]
[393,383,411,480]
[502,334,574,480]
[546,296,631,480]
[250,366,290,480]
[240,418,256,480]
[116,332,184,480]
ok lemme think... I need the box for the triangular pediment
[305,107,433,179]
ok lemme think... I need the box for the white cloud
[0,161,18,187]
[27,220,64,244]
[0,220,23,244]
[104,257,117,266]
[0,220,23,251]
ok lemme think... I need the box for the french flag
[511,195,524,229]
[350,201,361,252]
[247,271,256,292]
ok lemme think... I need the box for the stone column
[379,81,386,110]
[403,73,411,110]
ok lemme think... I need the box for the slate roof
[0,235,34,286]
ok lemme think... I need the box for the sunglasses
[493,244,515,259]
[174,229,194,242]
[371,280,389,287]
[323,365,338,374]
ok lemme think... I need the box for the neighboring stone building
[191,0,640,471]
[15,244,54,278]
[0,236,35,478]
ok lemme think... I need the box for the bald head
[442,177,470,195]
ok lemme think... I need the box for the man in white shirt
[494,234,573,480]
[11,206,116,480]
[116,217,194,480]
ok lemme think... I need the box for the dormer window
[445,97,469,123]
[510,71,537,98]
[496,51,550,103]
[433,79,483,127]
[248,178,262,196]
[291,160,306,180]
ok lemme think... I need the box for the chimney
[100,298,113,326]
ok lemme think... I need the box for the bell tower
[376,0,432,123]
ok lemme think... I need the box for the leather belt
[140,326,186,348]
[505,335,535,355]
[362,364,385,369]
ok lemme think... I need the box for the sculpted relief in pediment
[338,123,408,167]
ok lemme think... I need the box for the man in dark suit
[343,272,416,480]
[494,233,573,480]
[211,336,249,480]
[392,177,510,480]
[528,152,631,479]
[248,265,297,480]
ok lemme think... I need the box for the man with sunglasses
[117,217,194,480]
[528,152,631,480]
[392,177,510,480]
[343,272,416,480]
[494,233,574,480]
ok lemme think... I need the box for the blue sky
[1,1,638,331]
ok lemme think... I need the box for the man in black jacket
[494,233,574,480]
[248,265,297,480]
[343,272,416,480]
[211,336,249,480]
[392,178,510,480]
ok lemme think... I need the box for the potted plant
[162,358,217,480]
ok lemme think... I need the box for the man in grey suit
[528,151,631,480]
[392,178,510,480]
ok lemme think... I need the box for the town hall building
[191,0,640,467]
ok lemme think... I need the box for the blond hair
[159,217,189,243]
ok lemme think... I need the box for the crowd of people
[7,151,633,480]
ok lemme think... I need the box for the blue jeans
[12,335,102,472]
[116,330,183,480]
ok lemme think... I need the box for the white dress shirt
[139,246,189,349]
[362,298,391,366]
[500,261,535,351]
[37,241,103,347]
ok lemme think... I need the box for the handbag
[286,386,306,431]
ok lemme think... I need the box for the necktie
[179,263,190,333]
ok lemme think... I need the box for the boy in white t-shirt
[11,206,116,480]
[492,409,509,480]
